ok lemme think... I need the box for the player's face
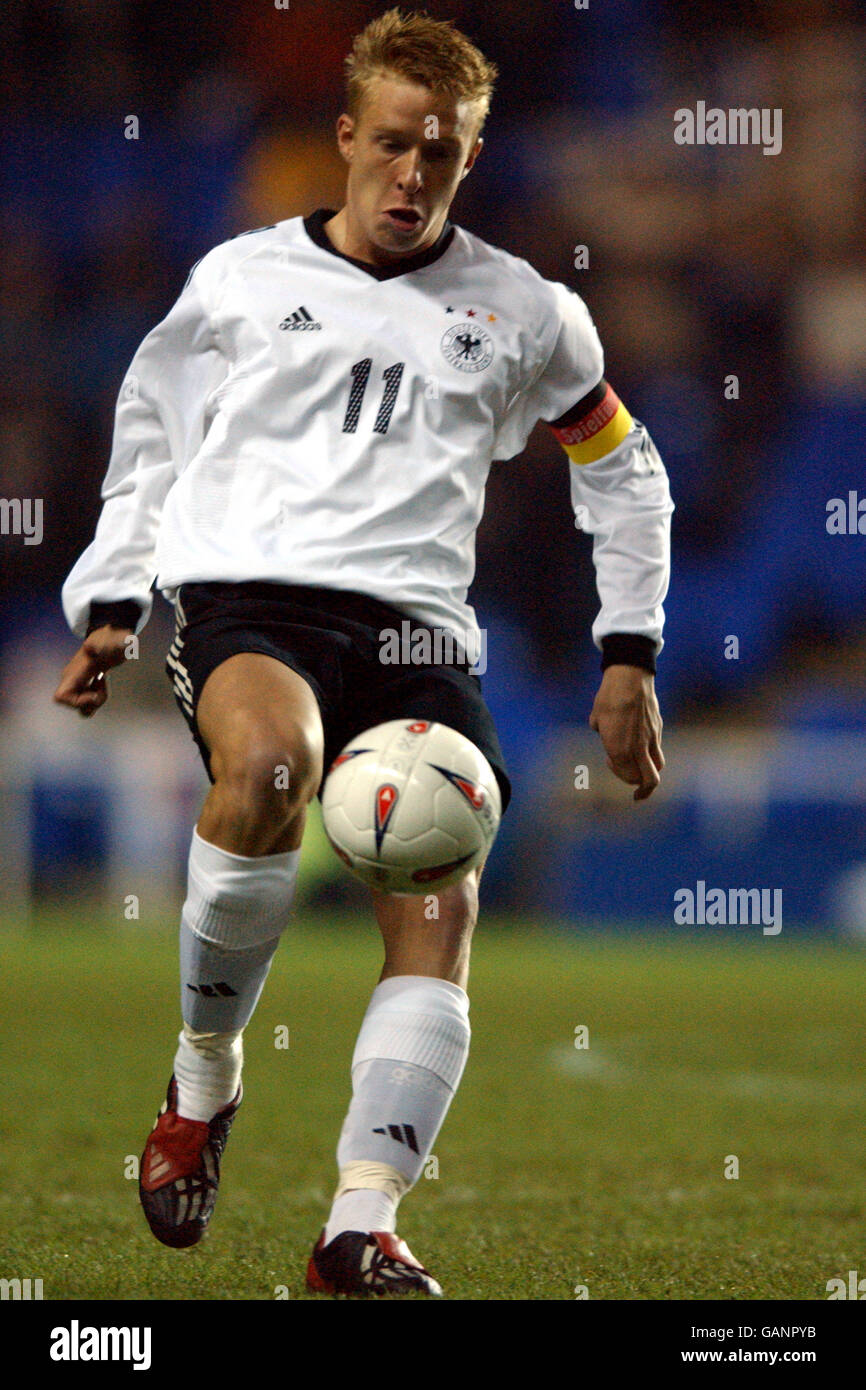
[336,75,483,263]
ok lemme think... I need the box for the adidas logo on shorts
[167,623,194,718]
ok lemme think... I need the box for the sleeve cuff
[85,600,142,636]
[600,633,658,675]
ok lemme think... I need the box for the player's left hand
[589,665,664,801]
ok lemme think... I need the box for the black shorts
[165,580,511,814]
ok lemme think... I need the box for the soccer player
[54,9,672,1296]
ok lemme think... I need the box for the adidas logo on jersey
[280,306,322,331]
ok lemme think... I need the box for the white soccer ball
[321,718,502,894]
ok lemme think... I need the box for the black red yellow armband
[549,379,633,465]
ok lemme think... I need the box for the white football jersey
[62,210,672,653]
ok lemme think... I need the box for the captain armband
[548,379,633,465]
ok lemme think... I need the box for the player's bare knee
[212,731,321,829]
[377,868,480,930]
[440,872,480,929]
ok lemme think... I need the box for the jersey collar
[303,207,455,281]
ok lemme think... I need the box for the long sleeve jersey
[63,209,673,662]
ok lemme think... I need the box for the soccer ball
[321,719,502,894]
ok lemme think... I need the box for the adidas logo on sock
[279,305,322,331]
[186,981,238,997]
[372,1123,419,1154]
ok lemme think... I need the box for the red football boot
[139,1076,241,1249]
[306,1228,443,1296]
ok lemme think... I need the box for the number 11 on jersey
[342,359,405,435]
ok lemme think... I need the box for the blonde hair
[345,8,498,132]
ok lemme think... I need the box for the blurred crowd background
[2,0,865,927]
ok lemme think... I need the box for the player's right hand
[53,625,135,717]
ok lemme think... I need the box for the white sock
[324,975,471,1240]
[174,1026,243,1123]
[176,830,300,1120]
[325,1189,397,1243]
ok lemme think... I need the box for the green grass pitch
[1,908,864,1300]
